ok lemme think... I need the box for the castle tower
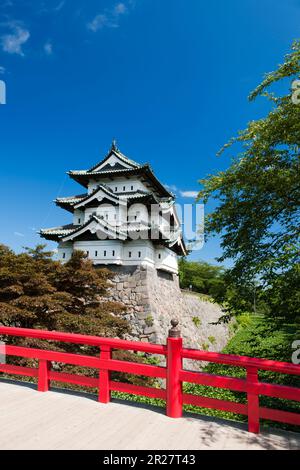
[40,141,186,274]
[39,142,229,351]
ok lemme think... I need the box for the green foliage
[141,353,161,366]
[198,41,300,324]
[0,244,155,386]
[201,342,209,351]
[184,317,300,431]
[236,313,253,328]
[23,244,54,261]
[192,316,202,328]
[145,315,154,327]
[0,244,127,336]
[208,335,216,345]
[178,258,226,299]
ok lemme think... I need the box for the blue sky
[0,0,299,265]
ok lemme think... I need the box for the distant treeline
[178,258,226,299]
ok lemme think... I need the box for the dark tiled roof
[55,194,87,212]
[68,165,173,198]
[88,145,141,173]
[39,224,80,241]
[73,184,121,209]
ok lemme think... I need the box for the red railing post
[166,319,183,418]
[247,366,260,434]
[38,359,51,392]
[98,345,111,403]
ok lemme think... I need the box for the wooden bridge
[0,380,299,450]
[0,321,299,450]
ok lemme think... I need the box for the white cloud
[1,24,30,56]
[88,2,129,32]
[87,14,110,32]
[14,231,25,237]
[164,185,198,198]
[114,3,127,15]
[44,41,53,55]
[180,191,198,198]
[0,66,5,74]
[1,0,14,8]
[164,184,178,193]
[54,1,66,12]
[37,0,66,15]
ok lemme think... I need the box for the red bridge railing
[0,320,299,434]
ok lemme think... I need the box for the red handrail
[182,348,300,375]
[0,326,166,354]
[0,323,299,434]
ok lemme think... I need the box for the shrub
[192,316,202,328]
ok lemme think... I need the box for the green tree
[0,244,127,337]
[0,245,158,386]
[178,258,226,299]
[198,41,300,324]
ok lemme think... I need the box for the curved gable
[74,185,126,210]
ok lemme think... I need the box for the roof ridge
[87,143,141,173]
[40,223,79,233]
[56,193,87,202]
[70,163,149,176]
[72,184,121,209]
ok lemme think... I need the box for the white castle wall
[88,177,149,195]
[57,241,178,273]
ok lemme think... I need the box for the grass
[182,290,214,303]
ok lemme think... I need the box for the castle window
[78,218,81,224]
[95,251,98,257]
[115,187,118,192]
[131,185,134,190]
[129,251,132,258]
[104,250,107,257]
[138,251,141,258]
[112,250,115,256]
[62,253,66,259]
[86,251,89,257]
[158,254,161,259]
[123,186,126,191]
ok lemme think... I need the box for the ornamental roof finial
[111,138,118,151]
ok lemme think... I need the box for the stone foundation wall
[107,265,231,367]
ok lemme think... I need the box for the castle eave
[39,224,80,241]
[68,165,173,198]
[55,194,87,212]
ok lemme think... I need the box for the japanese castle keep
[40,141,186,274]
[39,142,229,349]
